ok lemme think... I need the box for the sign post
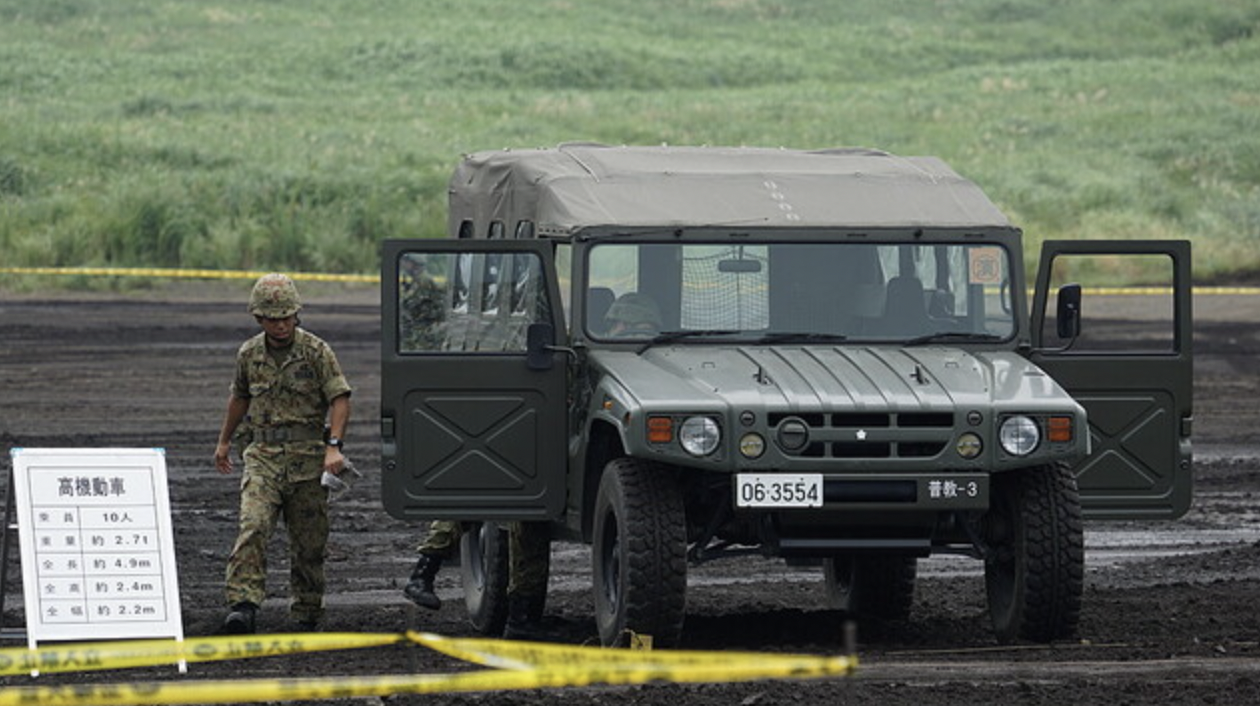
[9,448,184,658]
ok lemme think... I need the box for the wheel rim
[468,524,491,593]
[598,508,622,612]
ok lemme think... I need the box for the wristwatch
[326,436,344,450]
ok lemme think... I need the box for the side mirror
[1056,283,1082,341]
[526,323,556,371]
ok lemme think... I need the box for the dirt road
[1,281,1257,705]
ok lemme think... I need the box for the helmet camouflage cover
[248,273,302,318]
[605,292,662,327]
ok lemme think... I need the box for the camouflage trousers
[415,520,549,599]
[225,444,329,623]
[507,521,550,600]
[416,520,461,560]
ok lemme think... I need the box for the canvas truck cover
[448,144,1014,237]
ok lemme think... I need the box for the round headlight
[679,416,721,457]
[739,433,766,459]
[999,416,1040,456]
[956,432,983,459]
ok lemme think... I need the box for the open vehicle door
[1030,240,1192,519]
[380,239,567,521]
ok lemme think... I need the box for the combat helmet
[248,273,302,318]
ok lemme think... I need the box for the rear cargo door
[380,239,567,521]
[1030,240,1192,520]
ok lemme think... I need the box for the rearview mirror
[526,323,556,371]
[1056,283,1082,341]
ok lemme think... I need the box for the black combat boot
[502,593,547,641]
[402,554,443,610]
[223,601,258,634]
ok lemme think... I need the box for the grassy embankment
[0,0,1257,288]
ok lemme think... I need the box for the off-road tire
[985,462,1084,643]
[592,457,687,648]
[460,521,509,635]
[824,554,917,621]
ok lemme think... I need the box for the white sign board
[10,448,184,647]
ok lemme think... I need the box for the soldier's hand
[322,457,361,499]
[214,442,234,474]
[323,446,346,476]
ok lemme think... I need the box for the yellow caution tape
[1186,286,1260,295]
[0,266,377,283]
[1047,286,1260,296]
[0,660,851,706]
[0,631,855,705]
[0,632,404,677]
[0,656,855,706]
[408,631,853,676]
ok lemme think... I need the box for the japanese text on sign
[10,448,184,646]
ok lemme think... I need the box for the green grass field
[1,0,1257,285]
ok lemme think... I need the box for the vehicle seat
[587,287,615,334]
[878,276,930,336]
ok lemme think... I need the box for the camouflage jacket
[231,328,352,438]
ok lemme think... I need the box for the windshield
[585,241,1015,343]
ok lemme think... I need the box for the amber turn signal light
[647,416,673,443]
[1048,416,1073,443]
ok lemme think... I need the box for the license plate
[735,474,823,508]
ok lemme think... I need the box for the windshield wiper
[905,332,1005,346]
[648,329,743,345]
[756,332,849,344]
[633,329,742,355]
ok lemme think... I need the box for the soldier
[605,292,662,337]
[214,273,353,634]
[399,255,447,352]
[503,521,551,640]
[402,520,551,641]
[402,520,460,610]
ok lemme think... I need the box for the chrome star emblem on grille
[856,429,867,441]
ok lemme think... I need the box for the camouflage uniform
[506,521,550,604]
[416,519,461,559]
[404,519,552,635]
[605,292,662,336]
[399,261,447,352]
[413,520,549,592]
[224,323,352,626]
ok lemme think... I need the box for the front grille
[834,442,891,458]
[768,412,827,427]
[775,412,954,459]
[896,441,949,458]
[898,413,954,428]
[833,412,890,427]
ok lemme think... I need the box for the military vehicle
[380,144,1192,646]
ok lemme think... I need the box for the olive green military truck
[380,145,1192,646]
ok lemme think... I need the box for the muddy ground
[1,280,1258,705]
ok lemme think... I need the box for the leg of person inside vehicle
[404,520,461,610]
[502,521,551,640]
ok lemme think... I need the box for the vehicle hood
[590,345,1072,413]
